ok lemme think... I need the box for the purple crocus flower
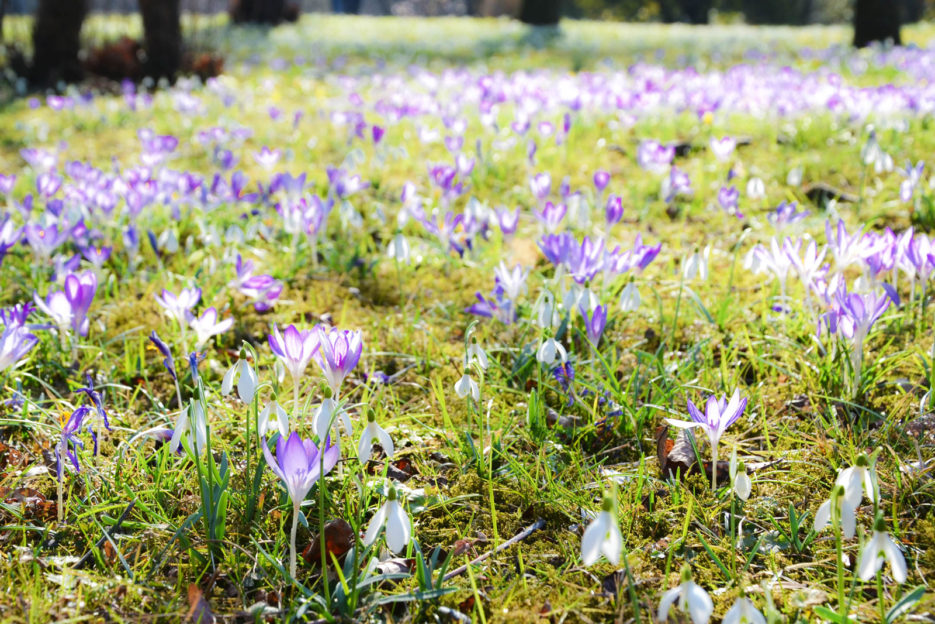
[149,330,177,381]
[263,432,340,577]
[535,201,567,233]
[637,140,675,174]
[605,195,623,225]
[0,174,16,195]
[57,405,96,483]
[768,201,809,230]
[593,170,611,193]
[315,326,363,397]
[269,324,320,392]
[82,245,112,269]
[580,304,607,345]
[0,215,21,265]
[717,185,742,219]
[0,302,33,328]
[372,125,385,144]
[24,223,68,258]
[34,271,97,336]
[666,389,748,490]
[0,324,38,372]
[154,287,201,326]
[497,207,520,238]
[529,173,551,201]
[77,374,111,431]
[662,166,692,203]
[36,173,62,197]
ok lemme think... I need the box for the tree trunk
[139,0,182,82]
[519,0,560,25]
[854,0,902,47]
[30,0,88,85]
[231,0,287,23]
[680,0,711,24]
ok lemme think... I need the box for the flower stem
[711,442,718,491]
[876,570,886,624]
[290,500,299,579]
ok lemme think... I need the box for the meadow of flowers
[0,15,934,623]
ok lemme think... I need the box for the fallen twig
[443,518,545,582]
[75,500,135,570]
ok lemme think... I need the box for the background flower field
[0,15,934,623]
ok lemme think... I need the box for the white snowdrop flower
[722,597,767,624]
[536,337,567,366]
[619,281,641,312]
[257,400,290,438]
[221,359,258,405]
[835,453,878,510]
[169,400,207,455]
[580,492,623,566]
[466,338,488,371]
[858,515,907,584]
[746,177,765,200]
[683,246,710,282]
[358,409,394,464]
[814,485,857,539]
[455,371,480,401]
[311,395,352,441]
[730,450,752,502]
[386,232,411,264]
[364,485,412,554]
[656,566,714,624]
[536,291,557,329]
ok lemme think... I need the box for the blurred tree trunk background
[30,0,88,84]
[853,0,902,47]
[139,0,181,80]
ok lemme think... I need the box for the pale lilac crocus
[666,389,747,490]
[535,201,567,232]
[155,287,201,327]
[268,324,320,410]
[34,271,97,337]
[494,262,528,301]
[263,432,339,577]
[717,185,742,218]
[497,207,520,238]
[0,324,38,373]
[899,160,924,203]
[710,136,736,162]
[189,307,233,349]
[253,146,281,170]
[315,326,363,397]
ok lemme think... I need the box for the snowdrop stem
[289,500,299,579]
[832,499,847,612]
[876,570,886,624]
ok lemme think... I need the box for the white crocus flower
[536,337,567,366]
[620,281,641,312]
[455,371,480,401]
[221,359,258,405]
[257,400,290,438]
[358,410,394,464]
[814,484,857,539]
[722,597,767,624]
[657,566,714,624]
[580,492,622,566]
[364,485,412,554]
[169,400,207,455]
[858,515,907,584]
